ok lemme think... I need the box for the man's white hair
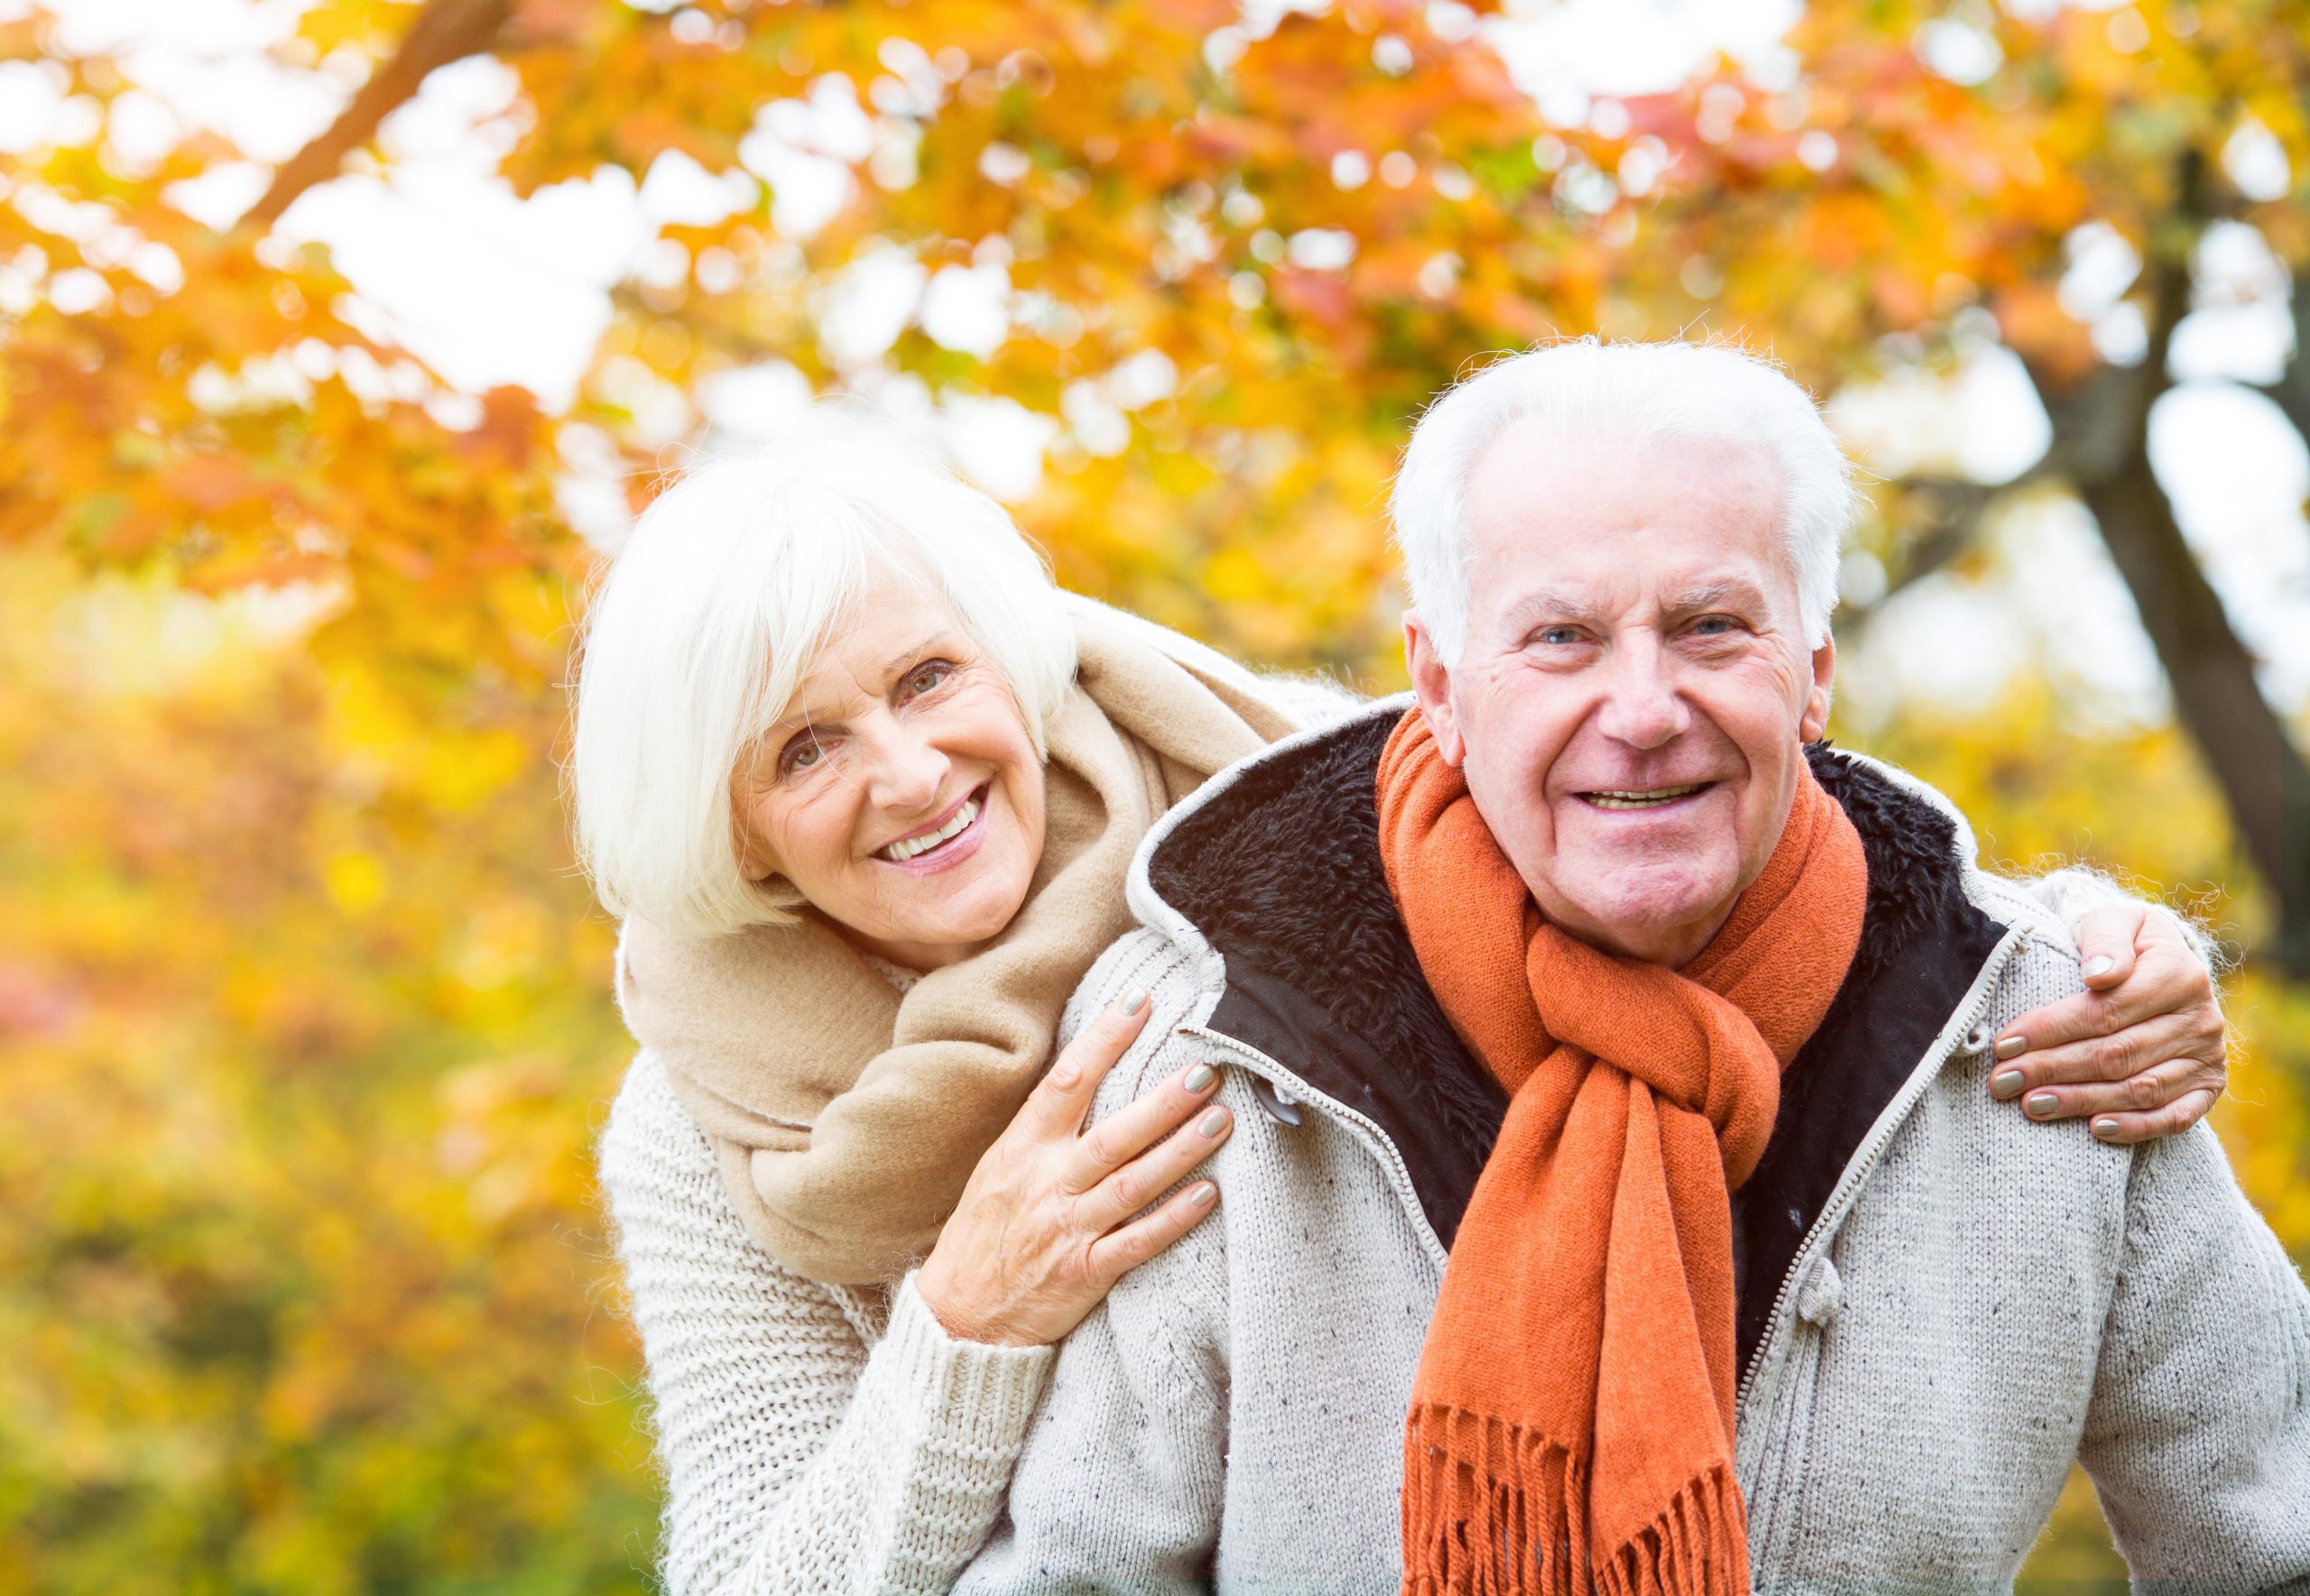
[569,419,1076,938]
[1391,337,1859,660]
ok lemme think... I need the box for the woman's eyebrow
[874,633,960,680]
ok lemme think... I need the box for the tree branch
[243,0,514,229]
[1837,467,2057,634]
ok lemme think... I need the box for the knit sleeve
[2074,1124,2310,1582]
[600,1052,1055,1596]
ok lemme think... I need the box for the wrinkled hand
[1989,901,2228,1144]
[914,992,1231,1347]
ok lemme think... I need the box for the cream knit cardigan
[601,1046,1055,1596]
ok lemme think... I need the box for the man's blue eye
[1538,627,1581,646]
[1691,615,1736,635]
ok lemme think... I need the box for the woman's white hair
[569,419,1077,938]
[1391,337,1859,661]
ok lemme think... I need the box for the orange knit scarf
[1375,709,1868,1596]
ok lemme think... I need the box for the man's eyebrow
[1662,578,1770,613]
[1499,586,1607,630]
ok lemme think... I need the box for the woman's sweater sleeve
[599,1052,1055,1596]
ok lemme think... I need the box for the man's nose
[859,713,948,813]
[1593,636,1689,750]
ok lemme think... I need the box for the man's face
[1407,423,1834,968]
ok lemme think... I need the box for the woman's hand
[914,992,1232,1347]
[1989,902,2229,1144]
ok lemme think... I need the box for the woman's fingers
[1989,1010,2205,1097]
[2068,900,2147,990]
[1994,912,2212,1053]
[2000,1038,2227,1127]
[1057,1059,1224,1196]
[2078,1088,2221,1147]
[1085,1101,1234,1226]
[1023,989,1150,1135]
[1085,1179,1220,1287]
[1986,909,2228,1139]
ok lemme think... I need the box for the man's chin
[1545,864,1742,959]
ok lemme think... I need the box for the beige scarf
[615,607,1303,1283]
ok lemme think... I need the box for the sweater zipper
[1732,923,2025,1420]
[1176,1020,1452,1274]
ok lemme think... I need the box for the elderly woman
[572,417,2228,1594]
[955,342,2305,1591]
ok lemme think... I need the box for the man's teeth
[881,796,981,861]
[1582,783,1706,811]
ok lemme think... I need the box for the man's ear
[1799,632,1836,743]
[1404,611,1467,767]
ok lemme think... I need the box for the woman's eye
[902,661,953,699]
[780,735,825,777]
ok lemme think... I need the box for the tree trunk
[2072,463,2310,971]
[2037,151,2310,971]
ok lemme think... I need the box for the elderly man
[956,340,2310,1592]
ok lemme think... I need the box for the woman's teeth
[880,795,981,861]
[1581,783,1706,811]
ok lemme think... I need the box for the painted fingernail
[1197,1107,1230,1138]
[2084,955,2116,979]
[1994,1035,2028,1061]
[2092,1117,2121,1139]
[1991,1070,2025,1100]
[1119,988,1148,1016]
[1183,1064,1218,1094]
[2027,1092,2060,1117]
[1190,1181,1218,1206]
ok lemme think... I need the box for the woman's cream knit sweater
[599,1045,1056,1596]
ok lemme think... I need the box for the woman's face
[734,569,1048,971]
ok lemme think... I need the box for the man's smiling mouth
[876,787,985,862]
[1577,782,1713,811]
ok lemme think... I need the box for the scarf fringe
[1401,1406,1746,1596]
[1594,1461,1745,1596]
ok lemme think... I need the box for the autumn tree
[4,0,2306,1583]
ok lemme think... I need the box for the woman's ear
[732,795,781,884]
[1404,612,1467,767]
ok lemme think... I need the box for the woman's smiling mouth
[875,786,988,864]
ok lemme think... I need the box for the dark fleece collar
[1145,708,2006,1369]
[1149,706,1506,1247]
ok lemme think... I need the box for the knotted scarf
[616,604,1305,1284]
[1374,707,1867,1595]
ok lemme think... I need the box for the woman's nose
[859,715,948,813]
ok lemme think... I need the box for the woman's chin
[858,852,1035,964]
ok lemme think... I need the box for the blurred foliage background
[1,0,2305,1588]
